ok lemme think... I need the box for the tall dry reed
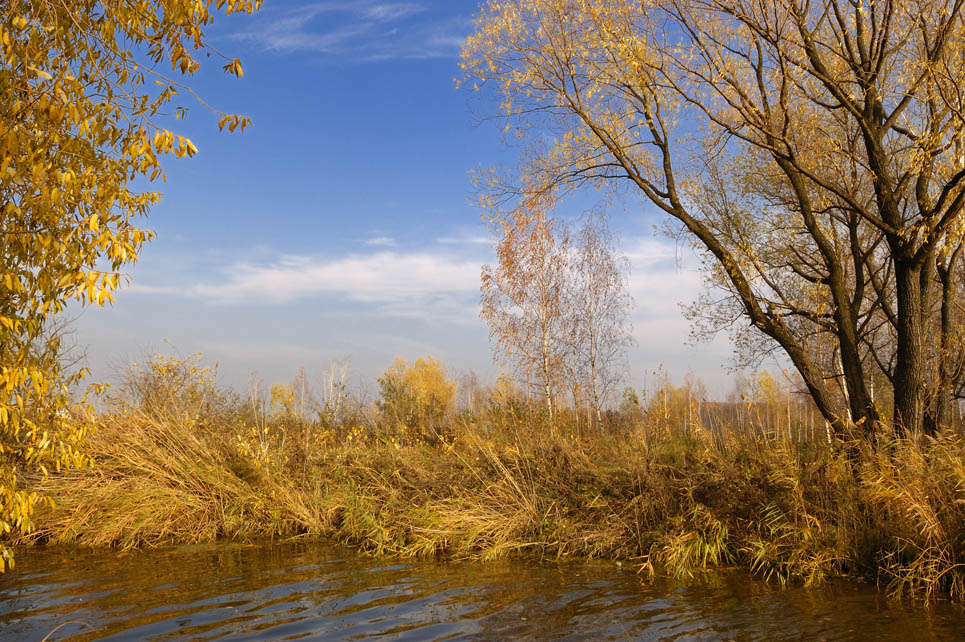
[11,356,965,605]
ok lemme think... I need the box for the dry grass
[23,408,300,547]
[9,357,965,605]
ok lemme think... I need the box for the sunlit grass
[9,355,965,606]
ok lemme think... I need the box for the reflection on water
[1,541,962,641]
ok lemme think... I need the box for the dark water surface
[1,542,963,641]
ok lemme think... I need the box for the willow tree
[463,0,965,436]
[0,0,257,568]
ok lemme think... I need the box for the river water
[0,541,962,641]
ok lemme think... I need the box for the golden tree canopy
[0,0,258,569]
[378,357,455,433]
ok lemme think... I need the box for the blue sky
[72,1,737,399]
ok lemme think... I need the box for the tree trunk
[893,259,927,435]
[836,324,879,434]
[542,330,553,419]
[588,322,602,430]
[936,245,962,431]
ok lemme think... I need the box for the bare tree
[321,359,349,426]
[570,211,634,426]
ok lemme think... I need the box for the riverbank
[10,358,965,606]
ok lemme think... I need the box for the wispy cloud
[126,283,178,296]
[622,237,701,324]
[122,235,708,344]
[436,235,490,246]
[186,250,481,321]
[234,2,470,61]
[363,236,398,247]
[361,3,424,21]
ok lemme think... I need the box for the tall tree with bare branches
[570,212,634,426]
[463,0,965,436]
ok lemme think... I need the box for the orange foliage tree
[481,196,573,417]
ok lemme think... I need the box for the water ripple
[0,542,962,641]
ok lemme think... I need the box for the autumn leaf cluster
[0,0,258,569]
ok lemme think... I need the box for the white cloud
[364,236,397,247]
[126,283,178,296]
[620,237,735,390]
[341,332,448,360]
[361,3,424,21]
[251,21,372,53]
[125,235,707,332]
[203,340,336,364]
[622,236,682,267]
[618,238,706,350]
[188,250,481,321]
[436,235,490,246]
[84,235,736,394]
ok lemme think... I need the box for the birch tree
[481,196,572,417]
[571,212,633,426]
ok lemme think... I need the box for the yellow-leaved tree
[0,0,259,570]
[377,357,455,437]
[463,0,965,437]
